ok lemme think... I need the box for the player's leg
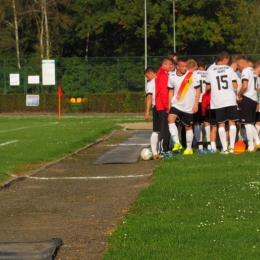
[182,112,194,155]
[215,107,229,153]
[158,110,170,154]
[151,106,160,158]
[168,107,182,151]
[227,106,239,153]
[240,96,258,151]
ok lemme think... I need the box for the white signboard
[28,75,40,84]
[26,95,39,106]
[10,74,20,86]
[42,60,55,85]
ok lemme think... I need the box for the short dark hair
[177,58,187,64]
[168,52,177,58]
[247,57,254,65]
[216,51,230,63]
[236,55,248,63]
[231,54,240,63]
[197,58,207,68]
[159,57,172,67]
[144,67,156,74]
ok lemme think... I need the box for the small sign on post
[42,60,55,85]
[10,74,20,86]
[26,95,39,106]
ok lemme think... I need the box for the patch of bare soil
[0,126,158,260]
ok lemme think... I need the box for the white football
[140,148,153,161]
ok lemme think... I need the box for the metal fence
[0,54,259,95]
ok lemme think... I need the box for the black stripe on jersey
[242,79,249,82]
[194,85,200,89]
[146,93,152,96]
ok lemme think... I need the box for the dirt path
[0,127,158,260]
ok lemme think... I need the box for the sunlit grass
[0,114,146,181]
[104,152,260,260]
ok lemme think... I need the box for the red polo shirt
[155,67,169,111]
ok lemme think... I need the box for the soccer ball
[140,148,153,161]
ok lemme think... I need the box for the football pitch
[104,150,260,259]
[1,114,260,259]
[0,114,144,181]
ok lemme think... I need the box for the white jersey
[168,68,176,76]
[193,70,208,102]
[206,64,237,109]
[168,70,200,114]
[146,78,155,107]
[241,67,258,102]
[234,72,242,98]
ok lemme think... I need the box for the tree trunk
[12,0,21,69]
[42,0,50,59]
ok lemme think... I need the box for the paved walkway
[0,129,157,260]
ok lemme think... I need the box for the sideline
[26,173,153,180]
[0,122,59,133]
[0,140,18,146]
[0,129,117,191]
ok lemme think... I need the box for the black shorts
[152,106,160,132]
[194,103,205,124]
[255,112,260,123]
[157,109,169,133]
[204,109,217,126]
[214,106,239,124]
[240,95,258,124]
[169,106,194,126]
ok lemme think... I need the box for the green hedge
[0,93,146,113]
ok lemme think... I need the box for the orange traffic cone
[234,140,246,154]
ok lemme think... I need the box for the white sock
[229,125,237,149]
[169,123,180,144]
[211,142,216,151]
[150,132,159,155]
[219,127,227,151]
[252,125,260,145]
[205,125,211,149]
[245,124,254,150]
[255,124,260,136]
[186,130,193,150]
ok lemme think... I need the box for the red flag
[58,85,63,97]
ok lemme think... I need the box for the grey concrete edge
[0,129,120,191]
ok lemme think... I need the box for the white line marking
[0,122,59,133]
[0,140,18,146]
[27,173,153,180]
[103,143,150,147]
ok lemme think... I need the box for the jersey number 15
[216,75,228,90]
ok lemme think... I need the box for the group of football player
[144,51,260,159]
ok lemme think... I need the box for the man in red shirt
[155,57,173,156]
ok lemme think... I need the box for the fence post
[4,59,6,94]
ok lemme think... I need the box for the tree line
[1,0,260,67]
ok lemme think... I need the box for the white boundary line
[103,143,150,146]
[0,140,18,146]
[0,122,59,133]
[26,173,153,180]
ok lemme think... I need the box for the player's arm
[232,81,238,90]
[238,79,248,99]
[145,94,152,120]
[206,83,211,91]
[193,86,201,113]
[168,88,174,112]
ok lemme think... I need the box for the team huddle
[144,51,260,159]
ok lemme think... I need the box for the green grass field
[104,152,260,260]
[0,114,145,181]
